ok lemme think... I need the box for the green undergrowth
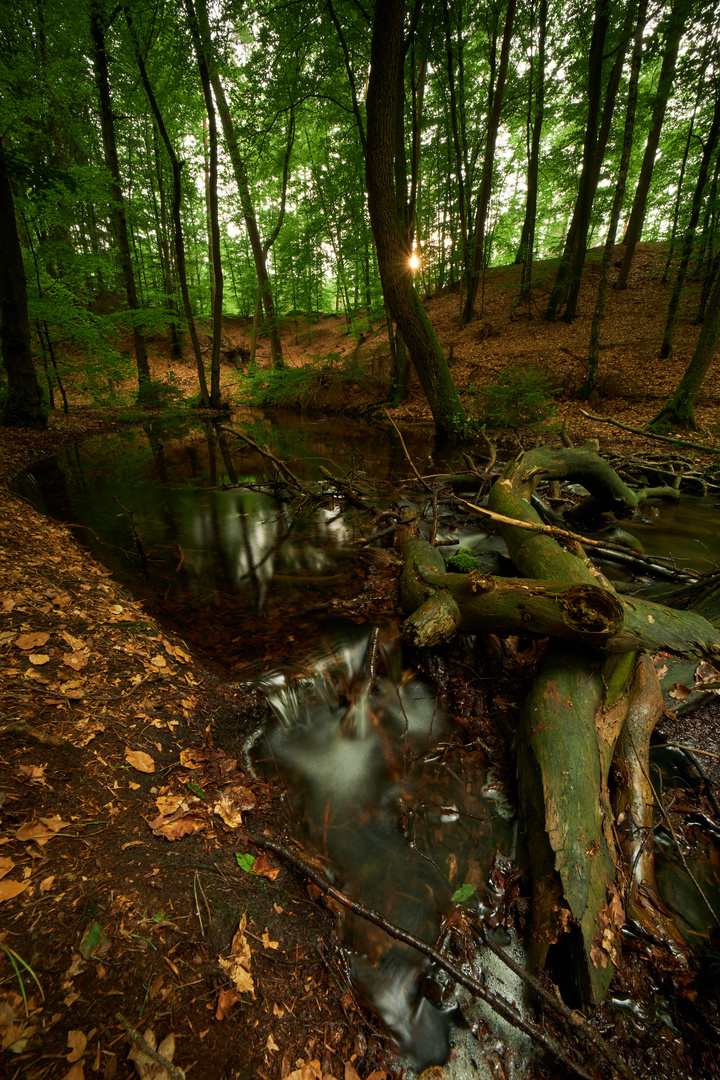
[472,361,559,429]
[237,354,373,409]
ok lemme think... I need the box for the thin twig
[223,426,313,496]
[578,409,720,456]
[244,833,623,1080]
[382,409,433,491]
[115,1013,185,1080]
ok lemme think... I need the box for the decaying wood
[399,442,710,1010]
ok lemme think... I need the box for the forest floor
[1,242,720,1080]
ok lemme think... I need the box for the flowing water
[13,413,720,1072]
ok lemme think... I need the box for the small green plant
[477,362,558,429]
[446,547,477,573]
[1,943,44,1016]
[451,883,477,903]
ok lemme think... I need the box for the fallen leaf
[344,1064,362,1080]
[267,1033,279,1052]
[0,857,15,880]
[215,988,240,1021]
[286,1066,322,1080]
[179,748,206,769]
[149,813,206,841]
[16,816,69,845]
[213,786,256,828]
[63,653,88,670]
[253,853,280,881]
[40,875,55,893]
[15,632,50,650]
[155,795,184,816]
[150,654,167,668]
[273,1003,284,1018]
[125,748,155,774]
[67,1029,87,1062]
[262,929,279,950]
[0,879,29,902]
[28,653,50,666]
[17,764,46,784]
[218,914,254,997]
[79,923,110,960]
[127,1028,180,1080]
[669,683,692,700]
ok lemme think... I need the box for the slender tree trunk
[152,129,181,358]
[89,2,154,404]
[518,0,547,308]
[583,0,646,396]
[196,0,285,371]
[545,0,610,321]
[0,147,46,428]
[123,4,210,406]
[616,0,687,289]
[366,0,466,441]
[660,90,720,358]
[652,264,720,428]
[662,101,698,281]
[186,0,223,406]
[463,0,516,324]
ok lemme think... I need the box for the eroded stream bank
[12,411,720,1078]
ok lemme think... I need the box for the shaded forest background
[1,0,720,433]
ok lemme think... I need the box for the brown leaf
[150,654,167,668]
[262,929,279,950]
[16,815,69,845]
[218,914,254,997]
[149,813,206,841]
[0,856,15,880]
[286,1069,321,1080]
[67,1029,87,1062]
[669,683,692,700]
[252,853,280,881]
[125,748,155,774]
[179,748,206,769]
[213,786,256,828]
[215,988,240,1021]
[15,632,50,650]
[60,1066,84,1080]
[267,1033,279,1052]
[63,653,88,670]
[40,875,55,894]
[344,1064,362,1080]
[0,879,29,902]
[155,795,184,817]
[28,653,50,666]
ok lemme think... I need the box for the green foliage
[475,362,558,429]
[237,354,369,409]
[0,943,44,1016]
[446,547,478,573]
[451,883,477,903]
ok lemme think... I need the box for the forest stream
[12,413,720,1077]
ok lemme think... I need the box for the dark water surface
[14,413,720,1073]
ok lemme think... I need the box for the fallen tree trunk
[399,443,706,1009]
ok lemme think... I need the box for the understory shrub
[475,361,558,428]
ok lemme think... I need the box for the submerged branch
[244,832,623,1080]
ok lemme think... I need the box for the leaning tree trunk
[399,444,716,1005]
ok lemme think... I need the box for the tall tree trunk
[517,0,547,308]
[616,0,687,289]
[0,145,47,429]
[366,0,466,441]
[545,0,610,321]
[152,128,181,359]
[662,98,699,281]
[89,2,154,405]
[197,0,285,372]
[123,4,210,406]
[651,264,720,429]
[187,0,223,406]
[660,89,720,358]
[582,0,646,396]
[463,0,516,324]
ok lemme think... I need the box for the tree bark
[616,0,687,289]
[660,89,720,358]
[366,0,466,441]
[651,260,720,428]
[463,0,516,324]
[123,4,210,407]
[187,0,223,406]
[202,27,285,371]
[583,0,646,395]
[89,2,154,405]
[0,145,47,429]
[517,0,547,308]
